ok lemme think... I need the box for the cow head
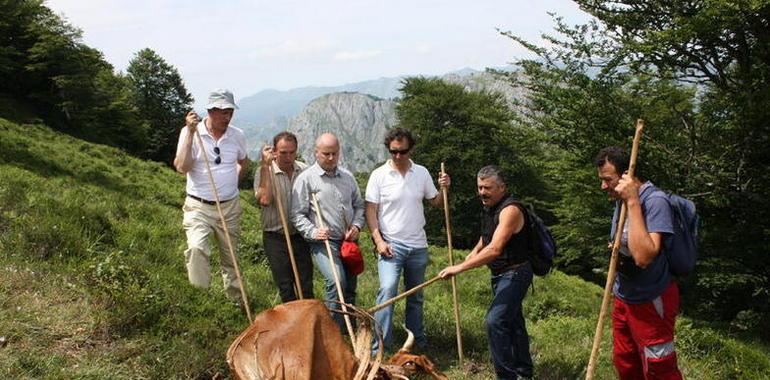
[382,328,448,380]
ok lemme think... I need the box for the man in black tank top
[439,165,534,380]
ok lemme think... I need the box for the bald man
[290,133,365,333]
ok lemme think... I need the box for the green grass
[1,118,769,379]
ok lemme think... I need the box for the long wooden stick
[193,130,252,323]
[267,162,304,299]
[586,119,645,379]
[367,275,443,314]
[311,193,356,340]
[441,162,464,365]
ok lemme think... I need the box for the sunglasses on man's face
[389,148,410,156]
[213,146,221,165]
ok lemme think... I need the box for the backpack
[664,193,699,275]
[513,201,557,276]
[644,187,699,275]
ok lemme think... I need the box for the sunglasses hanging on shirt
[213,146,221,165]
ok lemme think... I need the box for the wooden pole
[441,162,464,365]
[193,130,253,323]
[367,275,443,314]
[267,162,304,299]
[585,119,645,379]
[311,193,356,340]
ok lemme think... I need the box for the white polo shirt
[365,160,439,248]
[177,119,247,201]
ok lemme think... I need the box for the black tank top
[482,195,529,274]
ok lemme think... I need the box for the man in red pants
[596,146,683,380]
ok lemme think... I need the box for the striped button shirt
[254,160,308,233]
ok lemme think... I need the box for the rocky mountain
[235,67,519,142]
[234,77,403,145]
[440,69,526,111]
[240,67,527,172]
[288,92,396,173]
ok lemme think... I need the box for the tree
[396,77,548,248]
[1,0,148,154]
[0,0,42,97]
[501,0,770,335]
[127,48,193,164]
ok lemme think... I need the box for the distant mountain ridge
[236,77,403,125]
[238,67,524,172]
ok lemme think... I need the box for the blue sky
[45,0,590,108]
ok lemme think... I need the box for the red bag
[340,241,364,275]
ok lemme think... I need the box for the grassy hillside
[1,119,768,379]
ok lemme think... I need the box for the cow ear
[418,355,449,379]
[416,355,435,371]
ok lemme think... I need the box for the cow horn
[400,326,414,352]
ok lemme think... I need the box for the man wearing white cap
[174,89,249,303]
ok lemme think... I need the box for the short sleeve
[644,196,674,235]
[423,167,439,199]
[236,131,248,160]
[365,170,380,203]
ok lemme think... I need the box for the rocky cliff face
[288,92,396,173]
[440,69,527,112]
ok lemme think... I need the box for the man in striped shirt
[254,131,314,302]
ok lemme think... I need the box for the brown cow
[227,299,447,380]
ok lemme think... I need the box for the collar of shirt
[638,181,654,196]
[272,160,303,175]
[310,162,340,177]
[197,118,231,141]
[386,159,414,174]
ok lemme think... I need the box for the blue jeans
[487,263,534,380]
[309,240,357,333]
[373,241,429,353]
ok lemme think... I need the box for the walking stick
[310,192,356,340]
[441,162,464,365]
[368,275,443,314]
[267,162,304,299]
[585,119,645,379]
[193,130,253,323]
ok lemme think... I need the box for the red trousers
[612,282,683,380]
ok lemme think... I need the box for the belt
[491,261,529,276]
[187,193,234,205]
[264,230,299,236]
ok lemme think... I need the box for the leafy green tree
[501,0,770,334]
[127,48,193,164]
[0,0,42,97]
[1,0,148,154]
[396,77,548,248]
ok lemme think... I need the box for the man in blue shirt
[595,146,683,380]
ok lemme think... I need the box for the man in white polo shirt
[365,127,450,353]
[174,89,249,302]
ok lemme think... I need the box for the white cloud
[415,44,432,54]
[250,39,336,59]
[332,50,382,62]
